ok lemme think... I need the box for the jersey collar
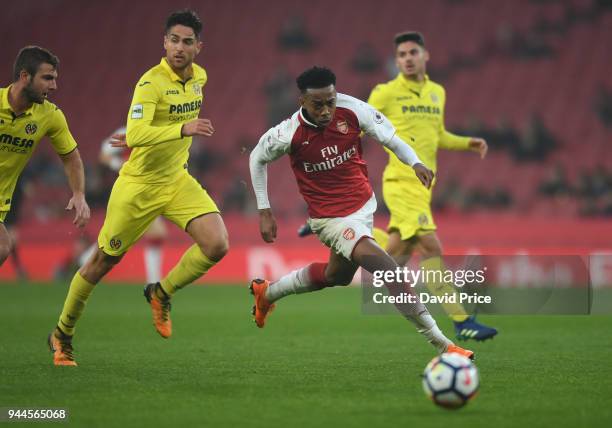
[0,86,10,111]
[298,107,320,129]
[159,58,193,83]
[397,73,430,94]
[1,85,35,116]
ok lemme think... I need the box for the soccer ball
[422,352,479,409]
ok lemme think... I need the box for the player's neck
[402,72,426,84]
[7,84,32,116]
[170,63,193,82]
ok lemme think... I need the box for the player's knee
[89,250,122,270]
[326,272,353,287]
[200,237,229,262]
[420,243,442,258]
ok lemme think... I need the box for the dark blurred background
[2,0,611,281]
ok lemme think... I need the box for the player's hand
[469,138,488,159]
[259,209,277,243]
[181,118,215,137]
[110,133,128,148]
[66,192,91,228]
[413,163,434,189]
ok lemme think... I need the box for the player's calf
[80,248,123,284]
[0,226,10,266]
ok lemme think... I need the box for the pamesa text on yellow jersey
[368,74,470,182]
[122,58,207,184]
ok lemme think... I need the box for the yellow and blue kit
[0,86,77,222]
[368,74,470,239]
[98,58,218,255]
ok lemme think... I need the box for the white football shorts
[308,194,376,260]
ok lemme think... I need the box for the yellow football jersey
[122,58,207,184]
[0,85,77,212]
[368,74,470,181]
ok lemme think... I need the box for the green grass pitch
[0,282,611,428]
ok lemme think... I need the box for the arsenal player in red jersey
[249,66,473,359]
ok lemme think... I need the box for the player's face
[300,85,337,128]
[164,25,202,71]
[22,63,58,104]
[395,41,429,79]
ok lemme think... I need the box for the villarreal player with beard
[1,46,90,266]
[49,9,229,366]
[368,32,497,341]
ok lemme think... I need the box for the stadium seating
[3,0,611,220]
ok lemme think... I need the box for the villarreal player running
[49,10,229,366]
[1,46,90,266]
[369,32,497,341]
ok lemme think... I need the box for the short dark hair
[165,9,203,38]
[296,66,336,93]
[394,31,425,48]
[13,46,59,81]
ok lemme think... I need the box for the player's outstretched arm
[120,118,214,148]
[249,140,277,243]
[59,148,91,227]
[382,134,433,188]
[109,133,127,148]
[412,163,435,189]
[249,121,293,243]
[439,127,487,159]
[349,95,434,188]
[181,118,214,137]
[258,208,277,243]
[468,137,488,159]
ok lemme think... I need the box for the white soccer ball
[422,352,479,409]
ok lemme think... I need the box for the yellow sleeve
[47,107,77,155]
[437,88,470,150]
[126,80,183,147]
[367,84,388,113]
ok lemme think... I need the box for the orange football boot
[47,328,77,366]
[446,344,475,360]
[144,282,172,338]
[249,279,275,328]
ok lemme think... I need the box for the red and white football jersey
[254,93,396,218]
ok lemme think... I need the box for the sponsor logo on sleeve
[131,104,143,119]
[373,110,384,124]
